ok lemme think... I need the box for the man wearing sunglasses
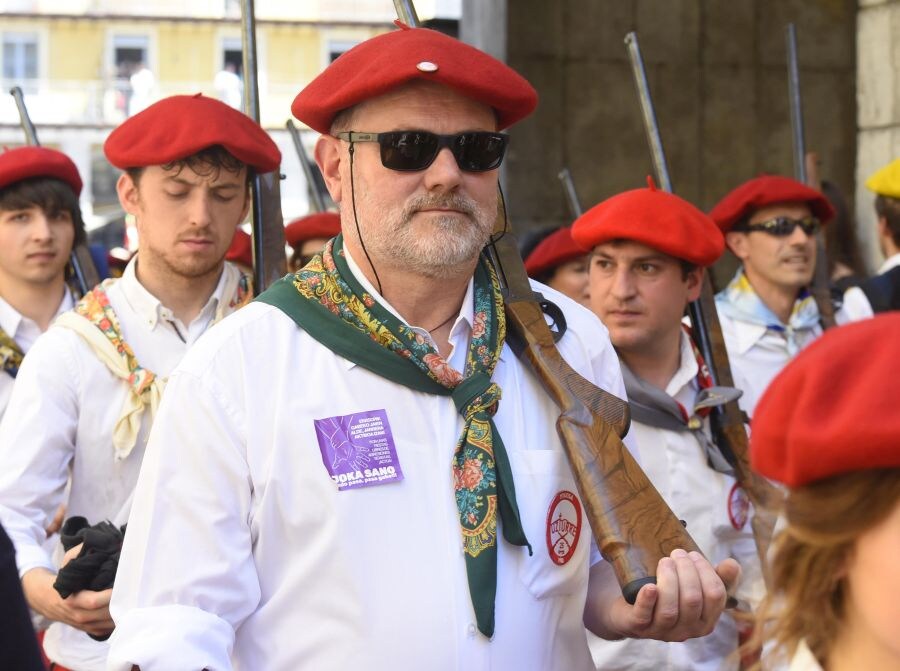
[107,24,738,671]
[709,175,839,417]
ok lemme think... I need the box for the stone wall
[856,0,900,271]
[463,0,859,279]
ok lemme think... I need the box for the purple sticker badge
[314,409,404,491]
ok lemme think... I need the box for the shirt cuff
[107,604,235,671]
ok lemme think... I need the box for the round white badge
[416,61,439,73]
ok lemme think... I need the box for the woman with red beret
[748,313,900,671]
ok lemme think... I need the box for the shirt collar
[0,286,74,339]
[878,252,900,274]
[341,246,476,370]
[665,330,700,397]
[120,255,229,330]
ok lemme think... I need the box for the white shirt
[588,333,764,671]
[0,288,74,421]
[107,269,633,671]
[841,252,900,318]
[718,301,860,419]
[0,258,246,671]
[787,641,823,671]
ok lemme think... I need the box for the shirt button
[467,623,476,637]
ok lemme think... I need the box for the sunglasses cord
[348,141,385,296]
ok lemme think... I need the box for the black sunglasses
[335,130,509,172]
[736,216,820,237]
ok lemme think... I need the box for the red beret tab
[709,175,836,233]
[524,227,589,277]
[0,146,83,195]
[226,229,253,268]
[285,212,342,247]
[570,180,725,267]
[751,313,900,488]
[103,94,281,172]
[291,26,538,134]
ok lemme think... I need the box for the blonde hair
[746,468,900,668]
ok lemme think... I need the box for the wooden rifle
[558,167,584,219]
[625,32,782,577]
[8,86,100,298]
[286,119,330,213]
[786,23,835,330]
[240,0,286,294]
[395,0,706,603]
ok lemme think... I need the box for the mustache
[404,193,480,218]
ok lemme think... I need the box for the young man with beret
[843,158,900,314]
[710,175,844,417]
[571,179,763,671]
[524,225,591,307]
[285,211,341,272]
[0,94,280,671]
[108,25,738,671]
[0,147,83,420]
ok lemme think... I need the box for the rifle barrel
[392,0,421,26]
[241,0,286,294]
[287,120,326,213]
[9,87,39,145]
[624,33,673,192]
[558,168,584,219]
[786,24,808,185]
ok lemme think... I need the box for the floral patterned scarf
[715,268,820,356]
[0,327,24,378]
[257,234,531,638]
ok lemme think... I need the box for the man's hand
[21,557,114,638]
[585,549,741,642]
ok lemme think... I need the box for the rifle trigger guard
[539,299,567,343]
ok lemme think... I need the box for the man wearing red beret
[108,24,738,671]
[0,94,280,670]
[524,226,591,307]
[284,211,341,272]
[710,174,847,417]
[572,180,762,671]
[0,147,83,420]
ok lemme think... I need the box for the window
[328,40,358,63]
[2,32,38,88]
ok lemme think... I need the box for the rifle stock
[8,86,100,297]
[395,0,701,605]
[491,220,702,602]
[626,31,782,578]
[241,0,286,294]
[786,24,835,330]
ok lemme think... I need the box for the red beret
[285,212,341,248]
[751,313,900,487]
[709,175,835,233]
[524,227,588,277]
[0,146,82,195]
[104,94,281,172]
[291,22,538,134]
[571,177,724,267]
[226,229,253,268]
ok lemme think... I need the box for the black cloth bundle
[52,516,125,598]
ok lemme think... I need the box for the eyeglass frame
[732,215,821,237]
[334,130,509,173]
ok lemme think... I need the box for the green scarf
[0,327,24,378]
[257,234,531,638]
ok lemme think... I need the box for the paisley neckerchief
[715,268,819,356]
[257,234,531,639]
[0,327,24,379]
